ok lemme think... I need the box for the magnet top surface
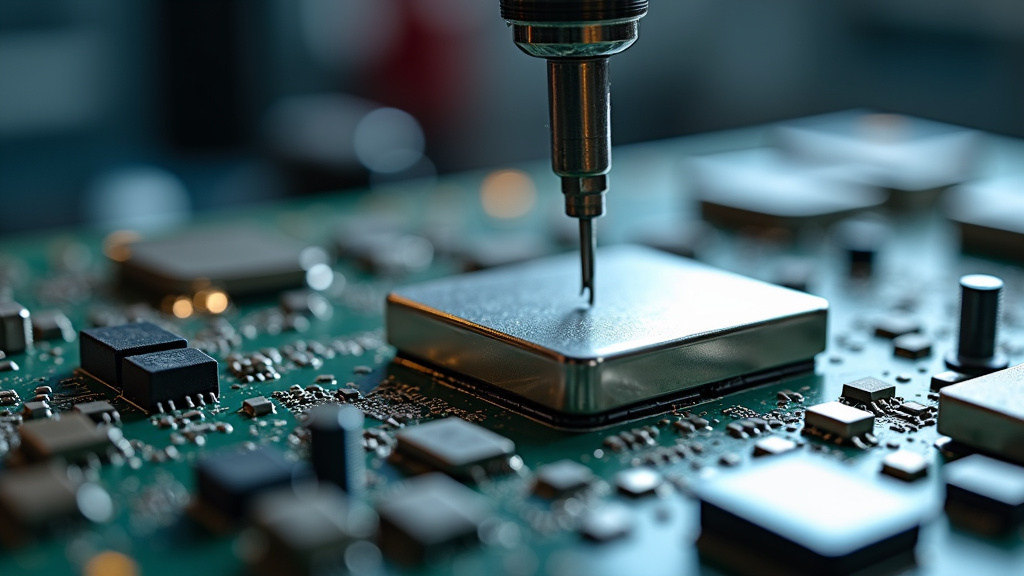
[387,246,828,421]
[939,363,1024,464]
[389,245,826,360]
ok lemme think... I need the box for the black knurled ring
[499,0,648,23]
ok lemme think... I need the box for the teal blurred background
[2,0,1023,234]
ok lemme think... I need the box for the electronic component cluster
[1,111,1024,576]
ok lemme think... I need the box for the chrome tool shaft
[580,218,595,304]
[499,0,647,305]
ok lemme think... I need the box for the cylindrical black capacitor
[307,403,365,496]
[946,274,1008,375]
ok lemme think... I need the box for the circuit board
[3,112,1024,576]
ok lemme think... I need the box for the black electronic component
[194,447,312,526]
[376,472,489,565]
[727,422,749,439]
[580,504,634,542]
[21,401,52,420]
[393,417,515,479]
[939,363,1024,464]
[946,274,1008,375]
[615,467,662,497]
[121,347,219,412]
[753,436,797,458]
[18,413,119,463]
[0,389,20,406]
[337,388,360,401]
[881,451,928,482]
[834,216,889,278]
[893,333,932,359]
[930,370,970,391]
[0,301,32,355]
[0,462,84,547]
[241,396,274,418]
[897,402,929,417]
[697,454,925,575]
[117,226,310,298]
[804,401,874,439]
[79,321,187,387]
[841,377,895,405]
[74,401,121,425]
[247,484,378,576]
[944,454,1024,536]
[307,403,365,496]
[30,310,74,343]
[533,459,594,499]
[873,316,921,339]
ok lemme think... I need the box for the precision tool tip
[579,219,596,305]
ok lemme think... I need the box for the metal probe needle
[579,218,595,305]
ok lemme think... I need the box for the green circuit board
[3,116,1024,576]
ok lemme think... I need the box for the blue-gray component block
[307,404,366,496]
[0,301,32,355]
[79,321,186,386]
[196,447,312,521]
[945,454,1024,535]
[697,454,925,575]
[122,347,218,412]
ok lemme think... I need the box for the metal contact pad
[386,245,828,418]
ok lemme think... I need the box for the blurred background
[2,0,1024,236]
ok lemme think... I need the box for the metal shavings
[272,377,485,427]
[721,405,760,419]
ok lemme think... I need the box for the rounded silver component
[549,58,611,181]
[562,176,606,219]
[511,21,640,58]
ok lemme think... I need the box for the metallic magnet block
[804,401,875,439]
[939,363,1024,465]
[386,245,828,428]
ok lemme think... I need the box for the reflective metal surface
[511,22,640,58]
[386,246,828,421]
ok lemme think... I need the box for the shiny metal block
[939,363,1024,465]
[386,245,828,428]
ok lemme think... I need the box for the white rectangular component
[387,245,828,428]
[804,401,875,438]
[939,363,1024,465]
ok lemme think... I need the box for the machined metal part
[939,363,1024,465]
[499,1,649,301]
[579,218,595,304]
[386,246,828,428]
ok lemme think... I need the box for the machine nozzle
[499,0,648,304]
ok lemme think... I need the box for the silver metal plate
[939,363,1024,465]
[386,245,827,425]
